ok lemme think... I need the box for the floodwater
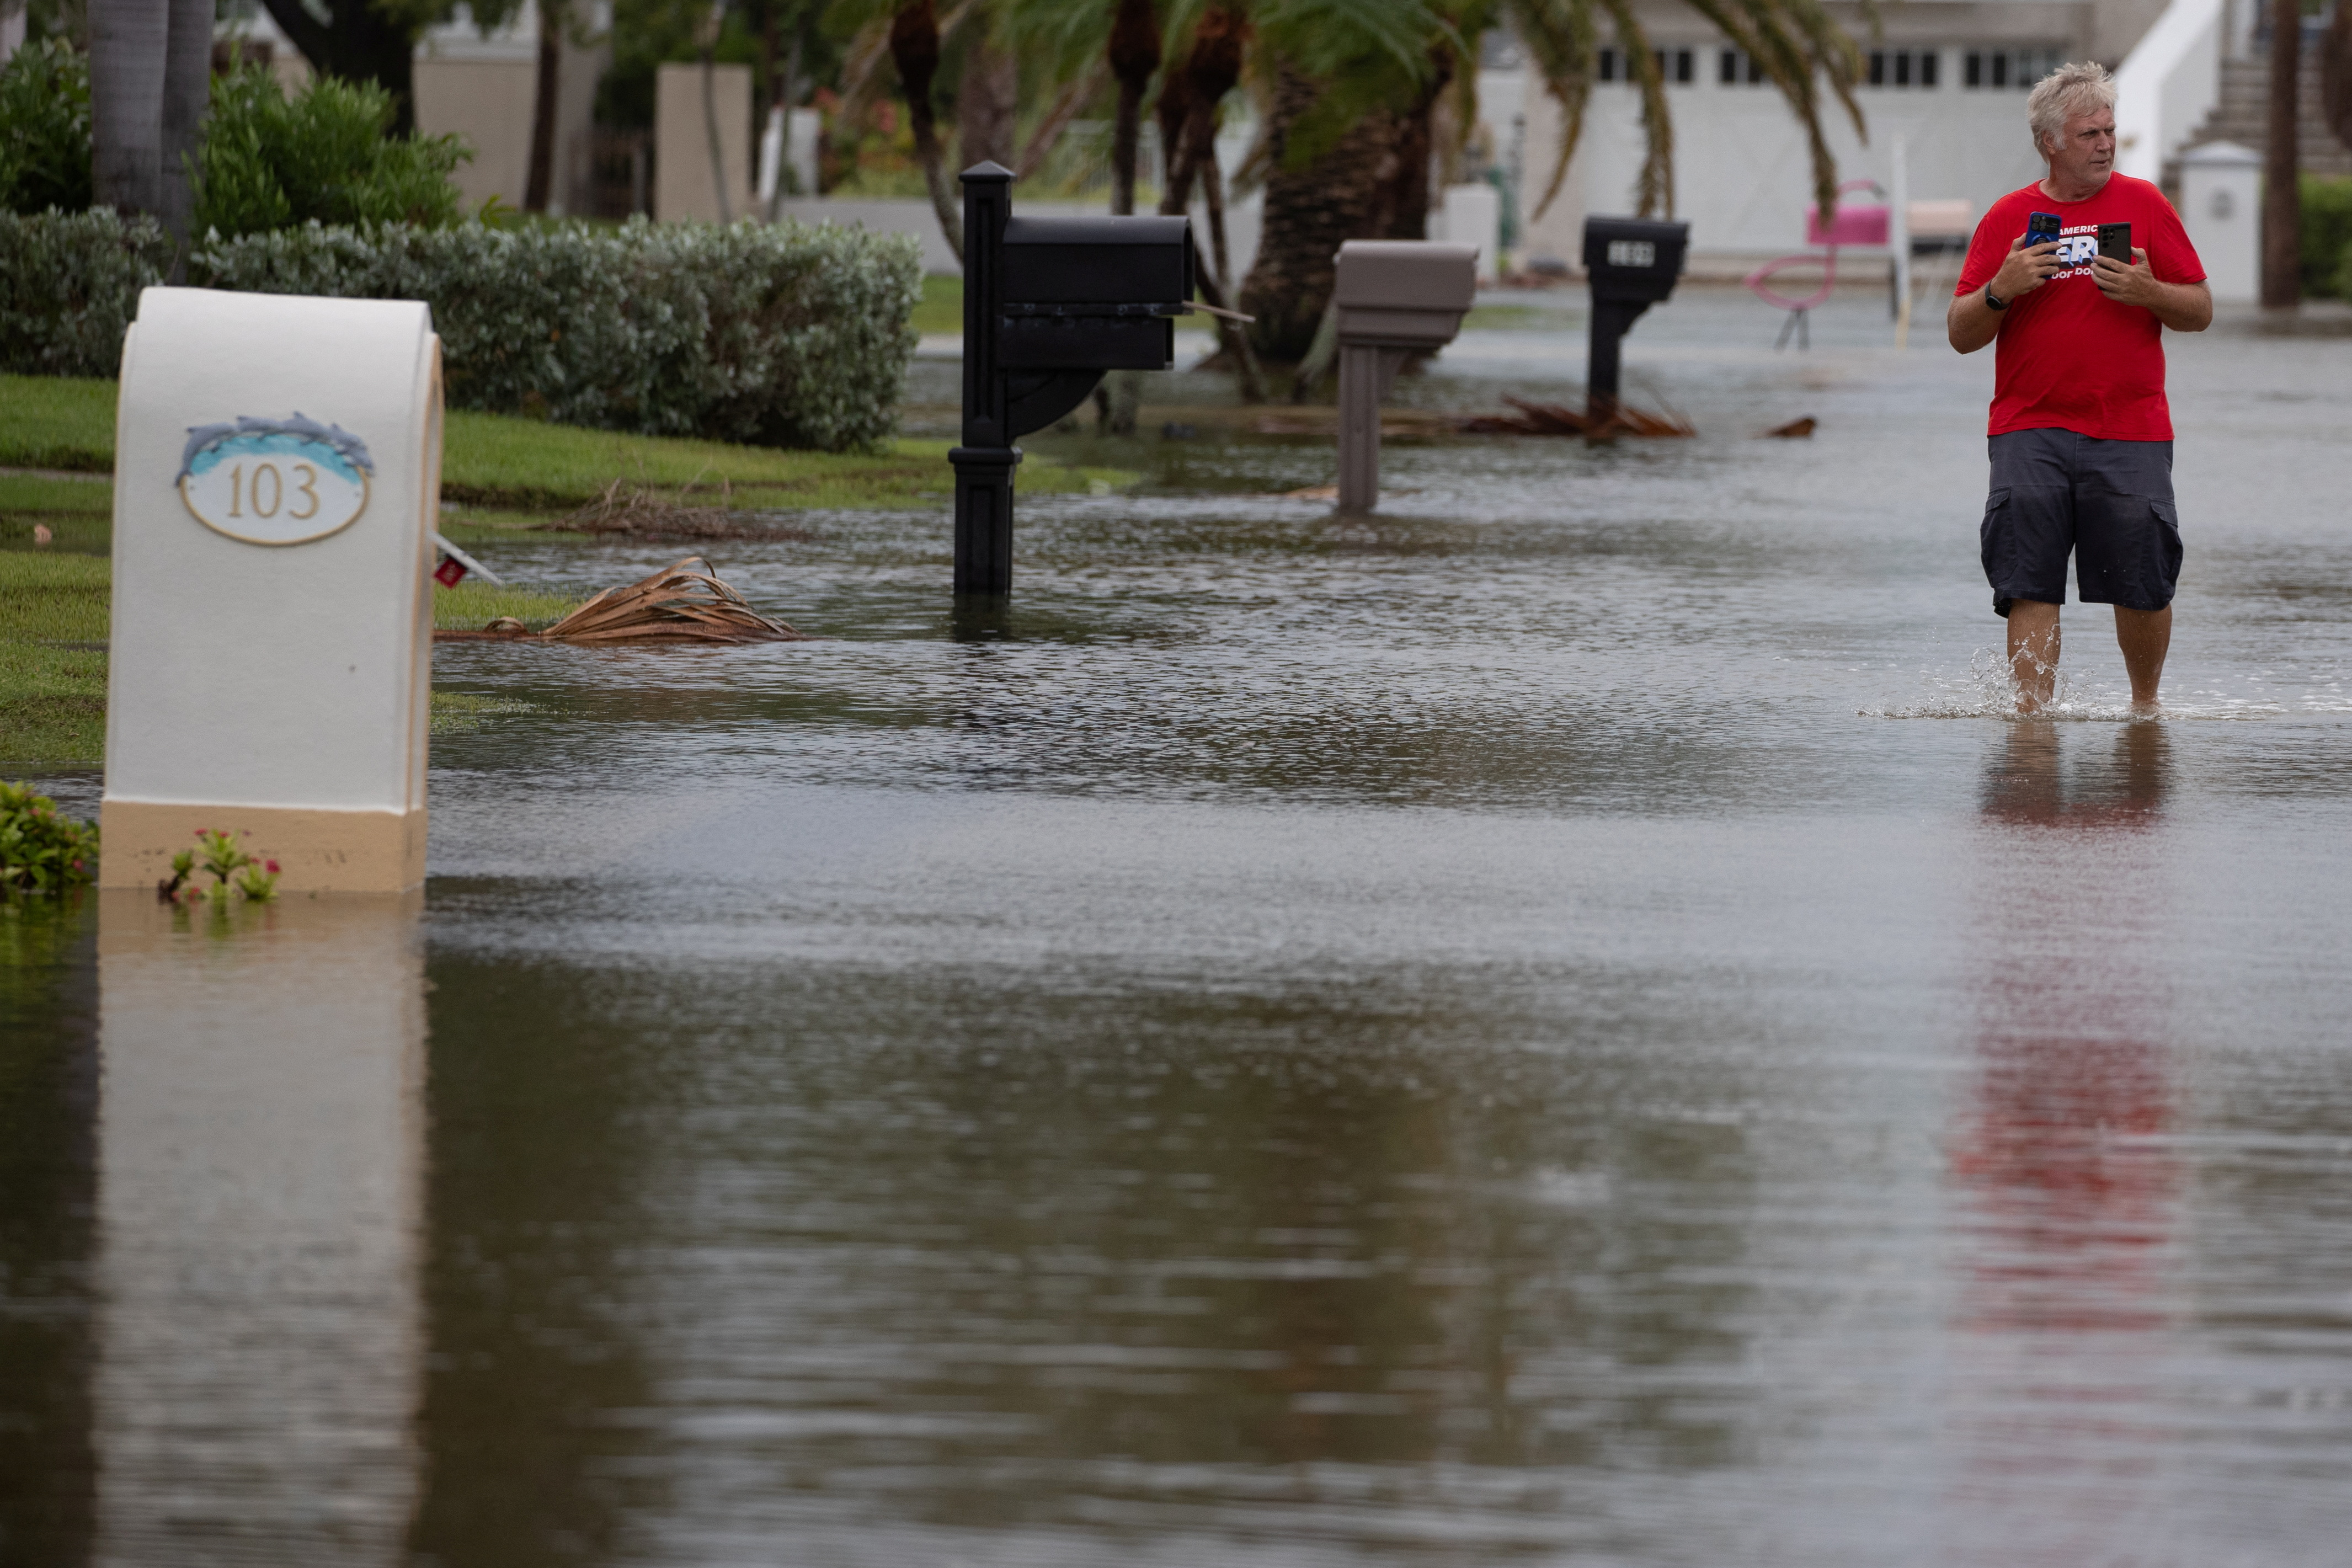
[8,290,2352,1566]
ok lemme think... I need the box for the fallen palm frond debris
[435,557,807,644]
[1456,395,1696,439]
[543,473,813,542]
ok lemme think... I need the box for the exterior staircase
[2167,54,2352,189]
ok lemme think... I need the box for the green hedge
[0,209,176,377]
[2303,175,2352,300]
[0,210,922,451]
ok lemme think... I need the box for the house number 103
[223,461,322,521]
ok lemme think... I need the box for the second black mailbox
[956,164,1194,596]
[1580,215,1689,421]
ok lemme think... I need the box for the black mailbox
[953,167,1193,596]
[999,216,1190,371]
[1580,216,1689,420]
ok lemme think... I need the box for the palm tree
[90,0,211,238]
[1235,0,1868,361]
[2261,0,2300,307]
[2328,1,2352,154]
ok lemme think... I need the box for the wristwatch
[1985,285,2009,311]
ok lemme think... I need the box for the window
[1598,46,1692,84]
[1867,49,1940,88]
[1965,48,2063,89]
[1719,47,1768,84]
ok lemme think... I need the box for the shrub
[198,217,922,450]
[0,39,92,215]
[0,207,173,376]
[2303,175,2352,300]
[193,69,471,238]
[0,780,99,894]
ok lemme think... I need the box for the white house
[1498,0,2257,278]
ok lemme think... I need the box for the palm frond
[1593,0,1672,216]
[1678,0,1865,218]
[1505,0,1596,222]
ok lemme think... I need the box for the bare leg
[2007,599,2062,713]
[2114,604,2171,712]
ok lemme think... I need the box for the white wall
[656,61,756,222]
[1519,56,2057,272]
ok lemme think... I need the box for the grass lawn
[0,554,109,765]
[0,552,580,766]
[0,367,1136,765]
[0,374,1137,522]
[911,274,963,337]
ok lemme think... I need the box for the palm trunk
[1106,0,1159,215]
[525,3,562,212]
[957,32,1018,172]
[701,49,734,221]
[2262,0,2301,308]
[91,0,169,216]
[2326,2,2352,153]
[158,0,211,243]
[889,0,962,261]
[1373,51,1452,240]
[1238,67,1396,363]
[1154,9,1260,402]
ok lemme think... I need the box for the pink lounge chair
[1744,180,1889,349]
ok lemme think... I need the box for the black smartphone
[2098,221,2132,262]
[2024,211,2063,248]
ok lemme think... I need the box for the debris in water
[1285,484,1340,501]
[1762,417,1817,438]
[435,557,807,644]
[1456,394,1695,440]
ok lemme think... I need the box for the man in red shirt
[1950,61,2211,714]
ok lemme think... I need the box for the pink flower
[265,860,280,874]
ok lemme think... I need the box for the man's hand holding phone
[2092,246,2161,308]
[1992,234,2067,302]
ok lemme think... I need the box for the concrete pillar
[2178,140,2262,305]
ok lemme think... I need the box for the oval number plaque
[177,414,376,546]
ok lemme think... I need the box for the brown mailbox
[1335,241,1479,349]
[1331,240,1479,511]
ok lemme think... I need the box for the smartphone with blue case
[2024,211,2063,248]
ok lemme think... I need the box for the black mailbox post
[1581,216,1689,421]
[953,162,1191,596]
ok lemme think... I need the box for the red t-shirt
[1954,175,2205,440]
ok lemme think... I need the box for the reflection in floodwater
[0,900,100,1565]
[90,893,424,1567]
[1949,724,2182,1560]
[10,296,2352,1564]
[407,962,1764,1562]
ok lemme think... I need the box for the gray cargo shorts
[1981,428,2181,618]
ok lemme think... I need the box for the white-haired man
[1949,61,2211,713]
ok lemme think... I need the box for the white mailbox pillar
[102,287,441,893]
[2178,140,2261,306]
